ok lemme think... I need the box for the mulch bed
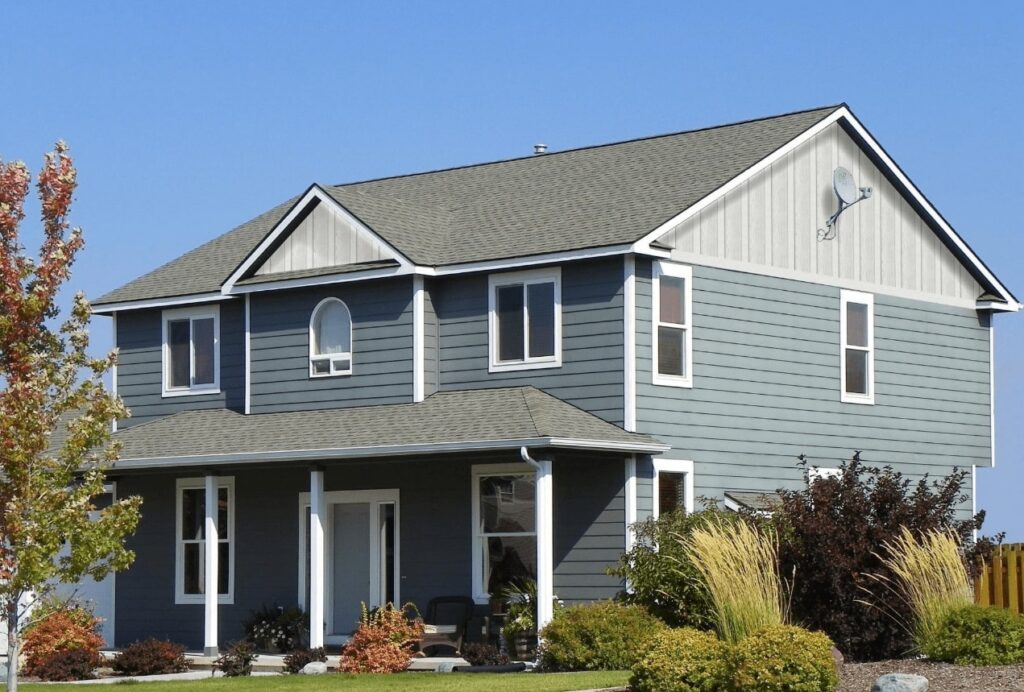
[840,660,1024,691]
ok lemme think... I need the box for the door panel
[331,502,371,635]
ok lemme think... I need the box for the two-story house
[88,104,1017,654]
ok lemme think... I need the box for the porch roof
[111,386,668,469]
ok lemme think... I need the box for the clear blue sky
[3,2,1022,538]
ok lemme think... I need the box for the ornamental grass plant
[682,518,785,644]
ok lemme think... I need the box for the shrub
[339,602,424,673]
[213,641,257,677]
[31,648,99,682]
[283,647,328,674]
[873,528,973,651]
[537,601,666,671]
[610,502,746,629]
[684,518,784,643]
[773,453,1000,661]
[244,605,308,652]
[460,642,509,666]
[21,611,104,678]
[630,627,730,692]
[922,605,1024,666]
[732,625,838,692]
[112,639,190,676]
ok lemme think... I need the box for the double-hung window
[175,477,233,604]
[162,306,220,397]
[652,261,693,387]
[840,290,874,404]
[471,465,537,603]
[488,268,561,371]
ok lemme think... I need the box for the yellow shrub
[732,625,837,692]
[630,628,730,692]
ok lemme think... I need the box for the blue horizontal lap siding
[115,302,245,428]
[435,258,626,426]
[635,260,990,517]
[249,278,413,412]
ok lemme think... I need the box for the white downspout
[520,447,554,632]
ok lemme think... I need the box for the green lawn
[15,671,630,691]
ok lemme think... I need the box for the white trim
[308,470,324,649]
[229,265,410,295]
[91,293,233,315]
[423,244,665,276]
[308,297,353,378]
[161,305,221,398]
[623,255,637,431]
[808,467,841,483]
[840,289,875,405]
[244,295,251,415]
[652,458,694,518]
[111,313,118,433]
[533,457,554,631]
[203,474,219,654]
[175,476,234,606]
[487,267,563,372]
[222,185,414,294]
[977,300,1017,312]
[972,465,978,541]
[470,462,536,604]
[624,456,637,552]
[412,275,425,402]
[723,495,742,513]
[651,261,693,388]
[989,323,996,467]
[115,436,671,470]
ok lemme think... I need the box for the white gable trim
[92,293,234,315]
[221,184,415,294]
[630,106,1020,311]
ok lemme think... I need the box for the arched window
[309,298,352,377]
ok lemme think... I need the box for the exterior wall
[635,259,991,516]
[248,277,414,413]
[115,301,245,428]
[435,258,626,426]
[657,122,982,305]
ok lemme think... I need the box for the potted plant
[500,580,538,659]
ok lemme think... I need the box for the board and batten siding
[634,259,991,519]
[434,258,626,426]
[657,122,982,305]
[248,278,413,413]
[115,301,245,428]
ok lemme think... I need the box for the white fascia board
[114,436,670,469]
[416,244,662,277]
[227,264,411,295]
[220,184,415,294]
[92,293,234,315]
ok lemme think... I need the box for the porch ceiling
[110,386,667,469]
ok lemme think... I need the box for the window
[175,477,234,604]
[488,269,561,371]
[309,298,353,377]
[652,459,694,517]
[808,467,841,484]
[472,464,537,603]
[162,306,220,397]
[652,261,693,387]
[840,290,874,404]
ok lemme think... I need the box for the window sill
[162,388,221,399]
[841,393,875,405]
[652,374,692,388]
[309,371,353,379]
[175,595,234,605]
[488,358,562,373]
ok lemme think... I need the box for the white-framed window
[309,297,353,377]
[471,463,537,603]
[652,459,694,518]
[840,290,874,404]
[652,261,693,387]
[175,477,234,605]
[162,305,220,397]
[808,467,841,484]
[488,268,562,372]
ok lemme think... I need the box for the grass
[682,518,784,643]
[12,670,631,691]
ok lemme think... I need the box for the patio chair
[416,596,476,656]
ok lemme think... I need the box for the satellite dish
[833,167,859,205]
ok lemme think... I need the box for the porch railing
[975,543,1024,615]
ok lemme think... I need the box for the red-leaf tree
[0,142,141,689]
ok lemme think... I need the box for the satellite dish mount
[818,167,872,241]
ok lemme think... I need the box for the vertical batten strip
[111,313,118,433]
[244,295,251,414]
[413,275,425,402]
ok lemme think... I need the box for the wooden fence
[975,543,1024,615]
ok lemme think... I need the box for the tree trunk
[6,596,19,692]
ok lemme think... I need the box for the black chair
[417,596,476,655]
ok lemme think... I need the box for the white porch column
[309,468,326,649]
[535,459,554,631]
[203,473,219,656]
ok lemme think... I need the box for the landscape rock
[871,672,929,692]
[299,661,328,675]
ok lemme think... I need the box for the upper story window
[162,305,220,397]
[652,261,693,387]
[488,268,562,372]
[309,298,353,377]
[840,290,874,404]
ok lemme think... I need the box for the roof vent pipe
[533,143,548,155]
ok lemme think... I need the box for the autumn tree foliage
[0,142,141,689]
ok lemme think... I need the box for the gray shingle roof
[112,386,666,467]
[94,106,840,306]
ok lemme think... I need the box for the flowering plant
[244,605,308,652]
